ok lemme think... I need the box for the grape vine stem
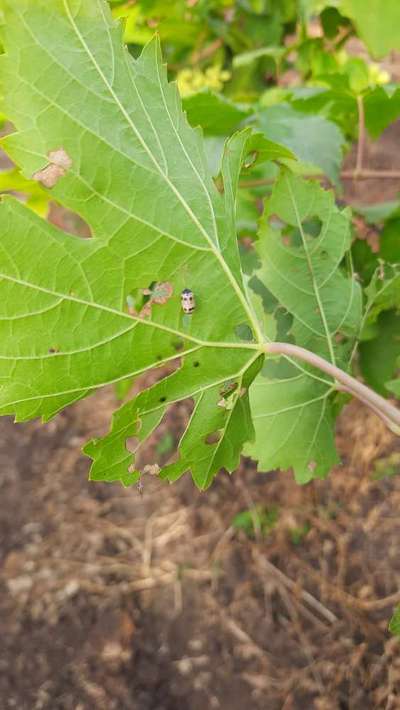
[263,341,400,434]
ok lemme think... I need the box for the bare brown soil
[1,387,400,710]
[2,96,400,710]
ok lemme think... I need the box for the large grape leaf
[182,90,251,136]
[0,0,367,489]
[340,0,400,58]
[244,173,362,483]
[254,105,345,183]
[0,0,296,488]
[359,264,400,399]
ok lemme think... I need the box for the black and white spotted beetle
[181,288,196,314]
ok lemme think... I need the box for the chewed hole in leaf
[48,202,91,238]
[302,216,322,239]
[239,237,261,276]
[249,275,278,313]
[126,436,140,453]
[243,150,258,169]
[205,430,222,445]
[143,281,173,304]
[219,380,238,399]
[235,323,254,342]
[281,231,293,247]
[287,216,322,248]
[269,214,286,230]
[134,398,195,470]
[126,282,173,318]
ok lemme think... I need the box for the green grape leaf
[0,0,290,489]
[0,166,50,216]
[340,0,400,58]
[182,90,251,136]
[388,377,400,398]
[364,86,400,139]
[247,369,339,483]
[360,264,400,399]
[292,83,400,142]
[245,173,362,483]
[0,0,371,490]
[363,264,400,325]
[233,46,286,69]
[359,310,400,396]
[254,104,345,183]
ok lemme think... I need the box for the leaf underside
[0,0,363,487]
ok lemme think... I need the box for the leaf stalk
[264,341,400,434]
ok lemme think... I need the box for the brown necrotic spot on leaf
[144,281,173,305]
[307,460,317,473]
[32,147,72,188]
[127,282,174,319]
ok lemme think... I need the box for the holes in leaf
[239,237,261,276]
[133,397,195,472]
[219,380,238,399]
[243,150,258,169]
[126,281,173,319]
[48,202,92,238]
[159,396,167,403]
[275,306,293,341]
[281,231,293,247]
[205,430,222,445]
[268,214,286,230]
[249,276,278,313]
[126,436,140,453]
[302,216,322,239]
[193,361,200,368]
[235,323,254,342]
[217,380,239,409]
